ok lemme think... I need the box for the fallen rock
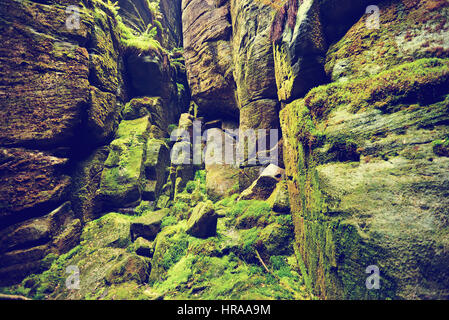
[186,201,217,238]
[104,253,150,285]
[267,180,290,213]
[81,212,133,249]
[130,209,169,241]
[238,164,285,201]
[133,237,154,258]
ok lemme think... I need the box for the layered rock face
[181,0,283,198]
[0,0,186,285]
[182,0,237,119]
[280,0,449,299]
[272,0,381,103]
[0,0,115,285]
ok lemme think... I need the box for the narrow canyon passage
[0,0,449,300]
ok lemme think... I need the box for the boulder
[238,164,285,201]
[130,209,169,241]
[267,180,290,213]
[133,237,154,258]
[186,201,218,238]
[104,253,150,285]
[238,166,264,192]
[99,116,150,208]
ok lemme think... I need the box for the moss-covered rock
[186,201,217,239]
[268,180,291,213]
[325,0,449,82]
[133,237,154,258]
[280,17,449,298]
[130,209,169,241]
[99,116,150,208]
[150,223,190,282]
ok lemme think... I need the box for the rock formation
[0,0,448,300]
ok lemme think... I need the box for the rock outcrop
[272,0,380,102]
[280,0,449,299]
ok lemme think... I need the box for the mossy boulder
[81,213,133,249]
[268,180,291,213]
[130,209,169,241]
[133,237,154,258]
[150,223,190,282]
[99,116,150,208]
[104,254,150,285]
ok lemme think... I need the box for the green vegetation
[120,23,164,53]
[94,0,165,54]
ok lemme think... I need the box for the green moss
[304,58,449,120]
[273,43,296,101]
[184,180,196,194]
[235,201,273,229]
[134,201,153,216]
[161,214,177,228]
[276,56,439,298]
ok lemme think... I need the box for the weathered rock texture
[182,0,237,119]
[280,0,449,299]
[0,0,185,284]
